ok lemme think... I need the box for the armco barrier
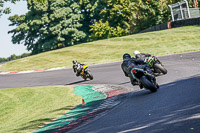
[140,17,200,33]
[171,17,200,28]
[139,22,168,33]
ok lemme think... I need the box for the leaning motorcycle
[131,65,158,92]
[144,56,167,75]
[80,65,93,80]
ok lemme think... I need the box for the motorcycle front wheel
[140,76,157,92]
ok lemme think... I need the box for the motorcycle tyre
[87,71,93,80]
[81,75,87,81]
[140,76,157,92]
[85,68,93,80]
[154,64,167,74]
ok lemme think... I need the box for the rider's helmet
[72,60,77,64]
[123,53,131,60]
[134,50,140,57]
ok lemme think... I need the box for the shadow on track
[65,80,89,85]
[12,75,200,133]
[118,81,130,85]
[90,75,200,133]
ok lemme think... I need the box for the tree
[89,0,184,37]
[0,0,46,17]
[0,52,31,63]
[9,54,17,60]
[8,0,86,54]
[71,0,104,39]
[0,0,20,16]
[89,0,131,40]
[20,53,31,58]
[89,20,129,41]
[99,0,131,28]
[127,0,176,33]
[0,57,8,63]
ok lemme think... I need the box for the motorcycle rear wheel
[140,76,157,92]
[86,70,93,80]
[87,71,93,80]
[81,75,87,80]
[154,64,167,74]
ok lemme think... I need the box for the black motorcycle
[144,56,167,75]
[130,65,159,92]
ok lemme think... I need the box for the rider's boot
[131,79,138,86]
[156,83,159,89]
[139,83,143,89]
[152,78,159,89]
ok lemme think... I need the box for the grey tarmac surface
[0,51,200,133]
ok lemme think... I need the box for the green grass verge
[1,26,200,72]
[0,86,82,133]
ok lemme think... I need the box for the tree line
[3,0,198,55]
[0,53,31,63]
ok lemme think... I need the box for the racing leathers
[73,62,85,76]
[121,57,152,88]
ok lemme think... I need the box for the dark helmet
[123,53,131,60]
[72,60,77,64]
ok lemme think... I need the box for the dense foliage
[89,0,130,40]
[0,0,45,17]
[7,0,198,54]
[89,0,182,39]
[9,0,86,54]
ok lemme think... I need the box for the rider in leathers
[72,60,84,76]
[121,53,155,89]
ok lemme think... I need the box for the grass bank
[1,26,200,72]
[0,86,82,133]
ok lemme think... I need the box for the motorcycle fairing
[81,65,88,74]
[146,56,155,66]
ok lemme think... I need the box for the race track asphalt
[0,51,200,133]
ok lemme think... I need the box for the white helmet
[134,50,140,56]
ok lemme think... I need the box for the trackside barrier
[168,22,171,29]
[139,22,168,33]
[139,17,200,33]
[171,17,200,28]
